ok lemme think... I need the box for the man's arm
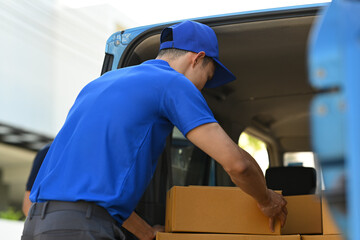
[122,212,164,240]
[22,190,32,216]
[186,122,287,231]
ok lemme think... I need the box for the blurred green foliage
[239,132,269,174]
[0,207,24,220]
[239,132,266,153]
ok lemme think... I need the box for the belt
[29,200,115,223]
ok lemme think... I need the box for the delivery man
[22,20,287,240]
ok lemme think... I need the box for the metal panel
[308,0,360,239]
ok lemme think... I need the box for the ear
[192,51,206,67]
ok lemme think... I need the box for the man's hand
[151,225,165,239]
[257,189,288,232]
[186,123,288,232]
[122,212,165,240]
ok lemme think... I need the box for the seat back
[265,166,317,196]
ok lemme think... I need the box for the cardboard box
[322,198,342,235]
[165,186,281,234]
[157,232,301,240]
[300,235,344,240]
[165,186,323,235]
[282,195,322,235]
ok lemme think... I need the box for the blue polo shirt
[30,59,217,225]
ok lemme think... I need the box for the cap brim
[205,58,236,88]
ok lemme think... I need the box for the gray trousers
[21,201,125,240]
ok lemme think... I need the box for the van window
[238,132,269,175]
[171,128,194,186]
[283,152,315,168]
[171,127,212,186]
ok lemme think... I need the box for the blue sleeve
[161,77,217,136]
[26,143,51,191]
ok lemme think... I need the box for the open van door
[101,3,337,238]
[308,0,360,238]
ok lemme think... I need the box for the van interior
[102,6,330,230]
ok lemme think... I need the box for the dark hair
[157,48,188,59]
[201,55,213,68]
[157,48,213,68]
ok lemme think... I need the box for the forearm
[22,191,32,216]
[122,212,155,240]
[227,148,269,205]
[247,148,266,179]
[186,123,287,231]
[186,123,269,204]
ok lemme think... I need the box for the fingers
[269,217,275,232]
[275,193,287,228]
[278,204,288,228]
[283,198,288,206]
[269,205,288,232]
[152,224,165,237]
[283,205,288,215]
[263,190,289,232]
[279,210,287,227]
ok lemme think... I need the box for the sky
[58,0,330,29]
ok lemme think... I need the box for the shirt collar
[141,59,171,67]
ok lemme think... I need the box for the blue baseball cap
[159,20,236,88]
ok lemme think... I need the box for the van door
[308,0,360,238]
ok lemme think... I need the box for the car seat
[265,166,317,196]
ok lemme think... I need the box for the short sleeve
[161,77,217,136]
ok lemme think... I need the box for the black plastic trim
[101,53,114,76]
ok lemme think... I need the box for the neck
[156,55,191,75]
[156,53,203,90]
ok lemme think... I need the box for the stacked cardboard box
[160,186,346,240]
[157,232,300,240]
[282,194,322,235]
[300,197,344,240]
[322,197,343,235]
[160,186,323,240]
[300,235,343,240]
[165,186,281,235]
